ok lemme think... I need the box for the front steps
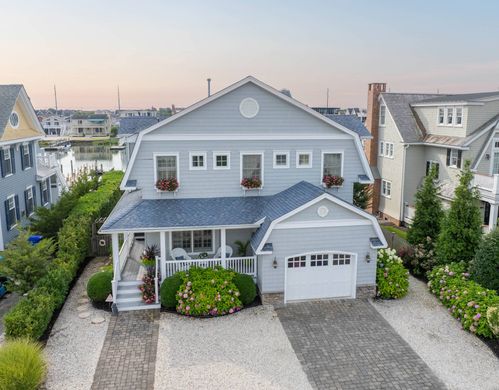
[116,280,160,312]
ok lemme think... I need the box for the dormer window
[455,108,463,125]
[438,107,463,127]
[379,105,386,126]
[446,108,454,125]
[438,108,445,125]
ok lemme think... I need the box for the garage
[285,251,357,302]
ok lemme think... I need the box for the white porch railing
[164,256,256,278]
[118,232,134,273]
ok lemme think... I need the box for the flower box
[156,178,179,192]
[322,175,344,188]
[241,177,262,190]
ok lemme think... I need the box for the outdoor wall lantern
[272,257,278,269]
[365,253,371,263]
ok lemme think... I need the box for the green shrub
[486,306,499,337]
[428,263,499,338]
[87,271,113,303]
[469,228,499,291]
[160,273,183,309]
[4,289,56,340]
[233,273,256,305]
[0,338,47,390]
[176,267,242,316]
[376,248,409,299]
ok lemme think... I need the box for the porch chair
[214,245,233,258]
[170,248,192,261]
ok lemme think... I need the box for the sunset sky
[1,0,498,110]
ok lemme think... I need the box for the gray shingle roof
[324,114,371,138]
[118,117,160,136]
[0,85,22,137]
[415,91,499,105]
[101,181,329,251]
[381,93,440,143]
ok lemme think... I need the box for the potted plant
[139,245,159,304]
[322,175,344,188]
[156,178,179,192]
[241,177,262,190]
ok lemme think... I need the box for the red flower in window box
[241,177,262,189]
[156,178,179,192]
[322,175,344,188]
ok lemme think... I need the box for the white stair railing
[154,256,159,304]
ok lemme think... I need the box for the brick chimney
[365,83,386,216]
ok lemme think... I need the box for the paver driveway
[276,299,445,390]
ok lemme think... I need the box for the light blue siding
[258,225,377,293]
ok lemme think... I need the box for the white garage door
[285,252,356,302]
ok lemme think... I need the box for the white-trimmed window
[426,160,440,178]
[41,179,50,205]
[273,151,289,169]
[446,108,454,125]
[379,105,386,126]
[171,230,214,254]
[189,152,207,170]
[296,151,312,168]
[492,139,499,175]
[22,143,32,169]
[438,108,445,125]
[381,179,392,198]
[155,154,178,181]
[2,147,13,176]
[25,186,35,216]
[455,108,463,126]
[438,107,463,126]
[446,148,462,168]
[213,152,230,170]
[379,141,394,158]
[241,153,263,182]
[5,195,17,230]
[322,152,343,177]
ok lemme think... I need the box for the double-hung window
[446,108,454,125]
[492,139,499,175]
[213,152,230,169]
[438,107,463,126]
[455,108,463,126]
[379,141,394,158]
[241,153,263,182]
[21,143,32,169]
[296,151,312,168]
[171,230,214,254]
[1,147,14,177]
[273,151,289,168]
[25,186,35,216]
[322,152,342,177]
[5,195,18,230]
[189,152,207,170]
[438,108,445,125]
[156,154,178,180]
[446,148,462,168]
[426,161,440,178]
[381,179,392,198]
[379,105,386,126]
[41,179,50,205]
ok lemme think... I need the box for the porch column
[221,228,227,269]
[489,203,499,231]
[112,233,120,282]
[160,231,167,279]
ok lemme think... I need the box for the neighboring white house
[365,83,499,232]
[99,76,386,312]
[118,109,158,118]
[69,113,111,136]
[40,115,70,136]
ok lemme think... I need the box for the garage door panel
[286,252,355,301]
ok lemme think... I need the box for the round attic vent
[9,111,19,128]
[239,98,259,118]
[317,206,329,218]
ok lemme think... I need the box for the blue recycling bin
[28,235,43,245]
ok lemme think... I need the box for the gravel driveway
[43,258,111,390]
[155,305,312,390]
[371,275,499,390]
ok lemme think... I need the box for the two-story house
[69,113,111,136]
[0,85,64,250]
[99,76,387,312]
[40,114,70,136]
[365,83,499,231]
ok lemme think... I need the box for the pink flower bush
[322,175,344,188]
[241,177,262,189]
[156,178,179,192]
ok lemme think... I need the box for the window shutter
[436,163,440,178]
[426,161,430,176]
[10,146,15,174]
[46,178,51,203]
[457,150,462,168]
[39,183,43,205]
[24,189,28,212]
[446,149,451,166]
[28,143,33,167]
[0,149,4,177]
[14,195,20,221]
[4,200,10,228]
[20,144,25,170]
[32,186,36,206]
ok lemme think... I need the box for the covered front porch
[110,227,257,311]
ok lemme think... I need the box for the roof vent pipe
[207,78,212,97]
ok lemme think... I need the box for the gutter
[400,144,410,223]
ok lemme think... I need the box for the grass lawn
[383,225,408,241]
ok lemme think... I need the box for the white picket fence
[164,256,256,278]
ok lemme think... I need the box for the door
[285,252,356,302]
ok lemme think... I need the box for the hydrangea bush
[428,263,499,338]
[376,248,409,299]
[176,267,242,317]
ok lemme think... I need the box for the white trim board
[121,76,374,190]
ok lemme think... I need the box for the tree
[436,161,482,265]
[407,166,443,246]
[469,228,499,291]
[0,232,55,293]
[110,125,118,138]
[353,183,372,209]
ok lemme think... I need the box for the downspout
[400,144,410,224]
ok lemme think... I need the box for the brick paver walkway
[276,300,445,390]
[92,310,159,390]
